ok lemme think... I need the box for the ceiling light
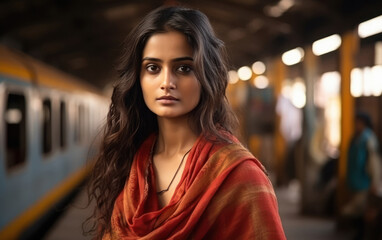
[371,65,382,96]
[358,15,382,38]
[312,34,342,56]
[363,67,373,96]
[252,61,266,75]
[291,81,306,108]
[320,71,341,95]
[282,47,304,66]
[253,75,269,89]
[237,66,252,81]
[351,68,363,97]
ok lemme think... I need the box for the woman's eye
[146,64,160,73]
[177,65,192,73]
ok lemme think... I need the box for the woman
[86,6,286,240]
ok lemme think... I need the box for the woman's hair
[85,6,238,238]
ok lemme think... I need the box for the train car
[0,45,109,239]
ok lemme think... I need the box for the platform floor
[276,186,353,240]
[44,185,354,239]
[44,189,93,240]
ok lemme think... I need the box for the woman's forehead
[142,31,193,60]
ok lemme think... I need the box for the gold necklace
[156,148,192,195]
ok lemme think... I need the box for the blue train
[0,45,109,239]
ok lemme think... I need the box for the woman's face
[140,31,201,119]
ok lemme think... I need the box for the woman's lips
[157,95,178,100]
[157,95,179,104]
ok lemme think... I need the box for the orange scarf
[104,134,286,239]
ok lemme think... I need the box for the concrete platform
[276,184,353,240]
[44,189,93,240]
[44,185,354,239]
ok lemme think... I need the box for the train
[0,44,109,239]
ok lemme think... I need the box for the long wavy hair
[85,6,238,238]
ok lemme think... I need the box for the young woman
[86,6,286,240]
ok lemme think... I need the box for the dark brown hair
[85,6,238,238]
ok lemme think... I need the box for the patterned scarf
[104,133,285,239]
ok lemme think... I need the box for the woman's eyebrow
[142,56,194,62]
[172,57,194,62]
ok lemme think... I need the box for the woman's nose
[160,69,176,90]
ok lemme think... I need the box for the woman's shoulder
[232,157,271,185]
[211,143,277,206]
[231,149,269,182]
[213,141,270,183]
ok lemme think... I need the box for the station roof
[1,0,381,89]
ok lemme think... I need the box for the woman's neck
[156,117,199,157]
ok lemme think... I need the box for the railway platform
[44,188,93,240]
[43,183,354,239]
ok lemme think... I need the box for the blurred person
[342,111,382,240]
[84,6,286,240]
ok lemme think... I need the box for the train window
[60,101,66,148]
[5,93,27,169]
[42,98,52,154]
[79,104,84,143]
[84,105,89,142]
[74,104,84,143]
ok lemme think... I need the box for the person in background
[84,6,286,240]
[342,111,381,240]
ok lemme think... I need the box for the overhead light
[291,80,306,108]
[371,65,382,96]
[363,67,373,96]
[228,70,239,84]
[351,68,363,97]
[282,47,304,66]
[321,71,341,95]
[237,66,252,81]
[312,34,341,56]
[252,61,266,75]
[315,71,341,108]
[253,75,269,89]
[358,15,382,38]
[351,66,382,97]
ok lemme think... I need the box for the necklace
[156,148,192,195]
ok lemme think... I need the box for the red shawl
[104,133,286,239]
